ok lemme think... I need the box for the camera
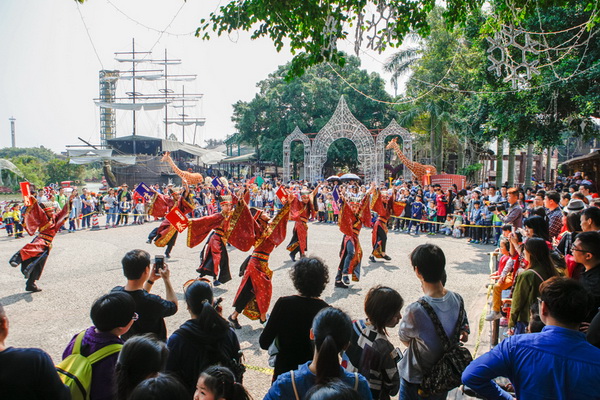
[154,255,165,274]
[488,203,506,212]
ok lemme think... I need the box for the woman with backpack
[264,307,373,400]
[166,280,242,397]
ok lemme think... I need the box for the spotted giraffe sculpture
[161,152,204,185]
[385,138,437,181]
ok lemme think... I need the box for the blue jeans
[400,379,447,400]
[106,206,118,226]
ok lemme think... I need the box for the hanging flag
[165,207,189,233]
[134,182,154,201]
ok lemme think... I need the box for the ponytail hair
[312,307,352,384]
[199,366,251,400]
[185,281,229,335]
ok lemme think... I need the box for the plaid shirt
[546,207,563,240]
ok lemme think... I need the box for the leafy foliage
[197,0,598,77]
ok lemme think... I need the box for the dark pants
[10,251,48,288]
[335,240,354,282]
[233,278,255,313]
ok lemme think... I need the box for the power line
[76,1,104,69]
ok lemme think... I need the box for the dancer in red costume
[228,191,293,328]
[334,184,375,289]
[146,185,195,258]
[9,193,76,292]
[187,189,254,286]
[369,187,395,263]
[286,184,320,261]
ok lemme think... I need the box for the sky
[0,0,401,153]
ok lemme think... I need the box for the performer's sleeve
[54,201,71,227]
[289,197,302,221]
[265,199,291,247]
[225,199,257,252]
[148,193,170,218]
[338,202,354,237]
[371,190,385,215]
[23,198,50,236]
[187,213,224,248]
[359,194,373,228]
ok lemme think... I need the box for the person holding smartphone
[112,250,178,341]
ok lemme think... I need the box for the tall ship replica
[68,39,224,187]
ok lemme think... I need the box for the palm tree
[383,47,421,96]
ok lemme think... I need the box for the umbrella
[340,173,361,181]
[249,176,265,186]
[326,175,341,182]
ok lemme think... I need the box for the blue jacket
[264,361,373,400]
[462,325,600,400]
[411,202,424,219]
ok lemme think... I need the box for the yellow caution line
[244,364,273,375]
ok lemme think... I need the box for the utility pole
[9,117,16,147]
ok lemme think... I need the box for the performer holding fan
[9,192,76,292]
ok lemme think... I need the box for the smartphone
[154,255,165,274]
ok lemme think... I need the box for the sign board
[165,208,189,233]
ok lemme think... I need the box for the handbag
[417,297,473,397]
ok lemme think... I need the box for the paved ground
[0,219,495,398]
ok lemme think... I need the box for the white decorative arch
[281,96,413,183]
[375,119,413,181]
[309,97,376,182]
[282,126,312,181]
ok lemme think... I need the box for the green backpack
[56,331,123,400]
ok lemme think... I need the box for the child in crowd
[440,215,454,236]
[452,210,465,238]
[134,199,145,224]
[61,292,135,400]
[407,195,424,235]
[317,197,326,222]
[426,200,437,235]
[3,206,13,237]
[119,199,131,225]
[326,195,334,223]
[194,366,252,400]
[332,197,340,223]
[469,200,483,244]
[485,238,521,321]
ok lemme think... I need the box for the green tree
[0,147,56,163]
[11,156,49,188]
[46,159,86,185]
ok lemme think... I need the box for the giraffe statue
[161,152,204,185]
[385,138,437,181]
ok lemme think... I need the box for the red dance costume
[9,198,71,291]
[187,197,254,284]
[286,196,315,259]
[371,190,393,259]
[148,190,195,258]
[335,194,372,285]
[233,200,291,320]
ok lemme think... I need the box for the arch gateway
[282,96,414,183]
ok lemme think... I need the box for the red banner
[428,174,467,190]
[165,208,189,233]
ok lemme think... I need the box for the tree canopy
[198,0,599,77]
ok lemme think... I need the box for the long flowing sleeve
[23,198,50,236]
[187,213,224,248]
